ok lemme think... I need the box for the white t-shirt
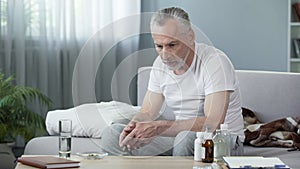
[148,42,245,141]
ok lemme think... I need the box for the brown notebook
[18,156,80,169]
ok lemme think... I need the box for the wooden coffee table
[15,155,227,169]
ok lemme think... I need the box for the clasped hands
[119,121,158,151]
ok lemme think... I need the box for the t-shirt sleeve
[148,58,163,94]
[202,51,236,96]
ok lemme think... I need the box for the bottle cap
[220,123,228,130]
[196,132,203,138]
[215,129,221,133]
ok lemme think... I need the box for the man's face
[151,19,193,71]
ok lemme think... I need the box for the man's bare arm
[132,90,165,122]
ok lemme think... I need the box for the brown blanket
[242,108,300,151]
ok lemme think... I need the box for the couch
[0,144,17,169]
[24,67,300,168]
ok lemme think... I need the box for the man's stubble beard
[165,49,190,71]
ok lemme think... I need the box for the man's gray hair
[150,7,191,33]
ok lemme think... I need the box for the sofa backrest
[137,67,300,122]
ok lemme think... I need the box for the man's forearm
[153,117,208,137]
[131,111,158,122]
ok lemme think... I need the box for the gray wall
[142,0,288,71]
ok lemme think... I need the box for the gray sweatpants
[99,123,243,156]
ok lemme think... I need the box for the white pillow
[45,101,139,138]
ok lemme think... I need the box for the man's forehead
[152,32,186,44]
[152,33,176,38]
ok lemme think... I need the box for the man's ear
[188,28,195,45]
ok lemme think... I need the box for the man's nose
[161,48,171,60]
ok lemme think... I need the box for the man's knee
[102,124,124,137]
[99,124,125,155]
[173,131,196,156]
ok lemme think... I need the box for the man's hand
[119,121,159,150]
[119,121,136,148]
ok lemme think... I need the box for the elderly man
[100,7,244,156]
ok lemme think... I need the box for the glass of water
[59,119,72,158]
